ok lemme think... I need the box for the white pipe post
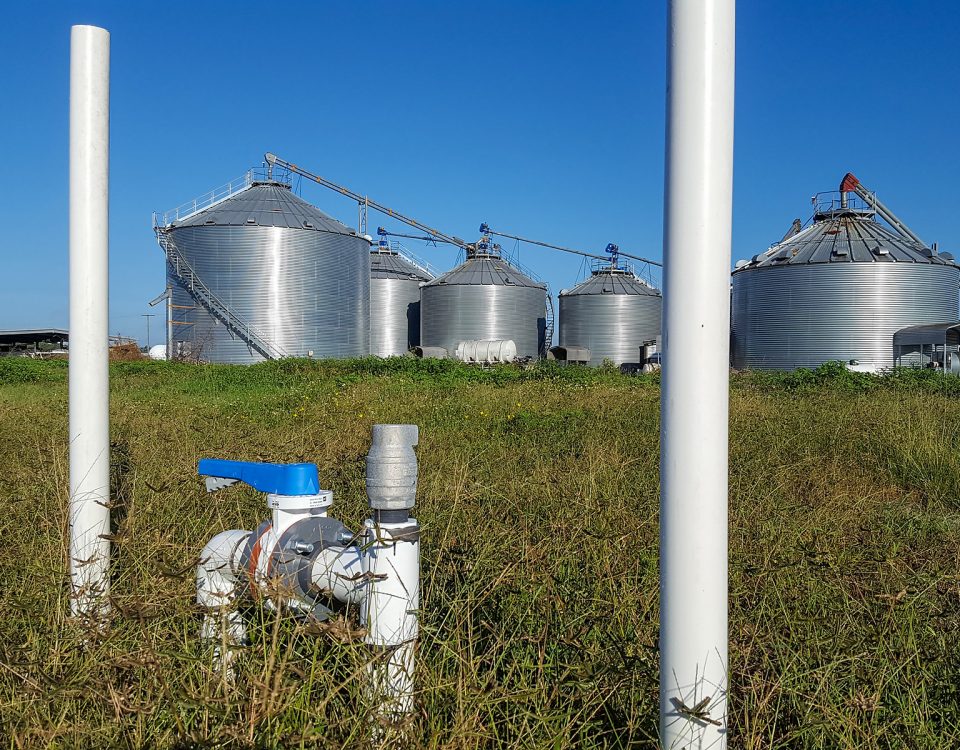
[69,24,111,621]
[362,424,420,728]
[660,0,735,746]
[362,520,420,720]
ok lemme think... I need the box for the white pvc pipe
[660,0,734,746]
[361,519,420,722]
[197,529,251,644]
[69,24,111,620]
[311,545,366,605]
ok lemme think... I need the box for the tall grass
[0,359,958,748]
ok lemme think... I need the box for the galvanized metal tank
[419,249,547,359]
[731,204,959,371]
[369,246,432,357]
[165,181,370,363]
[558,266,662,366]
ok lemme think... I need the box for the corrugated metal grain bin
[420,248,547,359]
[369,245,433,357]
[163,181,370,363]
[558,266,661,366]
[731,193,959,371]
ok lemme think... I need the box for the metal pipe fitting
[365,424,419,512]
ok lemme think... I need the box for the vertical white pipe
[660,0,734,746]
[166,285,173,361]
[69,24,111,620]
[362,519,420,722]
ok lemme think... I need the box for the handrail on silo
[374,240,438,279]
[811,190,873,218]
[157,168,290,227]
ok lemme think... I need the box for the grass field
[1,357,959,749]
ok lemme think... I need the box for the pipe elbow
[197,529,250,609]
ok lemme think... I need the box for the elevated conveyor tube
[839,172,927,247]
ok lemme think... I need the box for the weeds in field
[0,359,958,748]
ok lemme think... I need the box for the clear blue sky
[2,1,959,344]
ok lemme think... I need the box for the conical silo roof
[424,252,546,289]
[171,181,357,236]
[370,250,432,281]
[561,267,661,297]
[736,209,955,271]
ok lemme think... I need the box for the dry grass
[0,358,958,748]
[108,343,144,362]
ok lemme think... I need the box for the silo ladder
[154,228,288,360]
[544,293,555,357]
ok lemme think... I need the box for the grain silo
[369,241,433,357]
[155,177,370,364]
[419,242,547,359]
[558,264,662,367]
[731,175,959,371]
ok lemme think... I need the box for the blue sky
[2,1,959,344]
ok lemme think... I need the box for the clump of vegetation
[0,358,958,748]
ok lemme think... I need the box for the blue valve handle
[198,459,320,496]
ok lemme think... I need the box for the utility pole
[148,285,172,360]
[142,313,155,348]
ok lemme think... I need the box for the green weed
[0,359,957,748]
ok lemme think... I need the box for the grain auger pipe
[196,424,421,729]
[264,152,473,253]
[839,172,927,248]
[477,223,663,268]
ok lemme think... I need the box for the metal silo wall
[731,263,960,370]
[167,225,369,364]
[558,293,662,366]
[420,284,546,359]
[370,277,422,357]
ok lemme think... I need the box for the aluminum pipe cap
[365,424,419,511]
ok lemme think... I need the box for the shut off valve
[195,424,420,723]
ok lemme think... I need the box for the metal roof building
[0,329,69,355]
[893,322,960,369]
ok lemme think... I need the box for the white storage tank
[454,339,517,364]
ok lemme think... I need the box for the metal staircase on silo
[153,227,288,360]
[543,294,555,357]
